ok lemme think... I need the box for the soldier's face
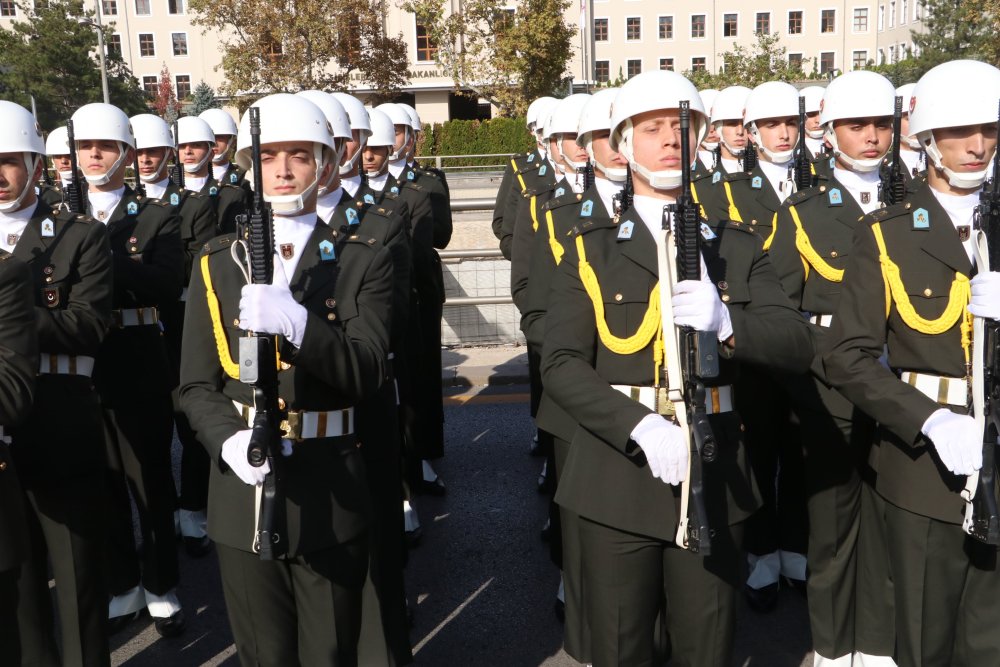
[52,155,72,173]
[629,109,695,174]
[590,130,626,177]
[259,141,326,198]
[341,129,363,174]
[719,120,747,157]
[136,147,168,177]
[0,152,39,210]
[179,142,211,174]
[899,114,914,148]
[750,116,799,156]
[703,124,720,146]
[832,117,893,168]
[393,125,407,153]
[77,139,130,181]
[559,134,588,167]
[362,145,389,174]
[805,111,822,133]
[931,123,999,174]
[213,134,234,158]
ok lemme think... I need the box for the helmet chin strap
[182,144,213,174]
[252,144,328,216]
[701,140,719,151]
[317,144,347,196]
[825,126,885,173]
[585,138,627,182]
[0,153,39,214]
[748,123,795,163]
[620,124,684,191]
[388,127,410,162]
[557,136,587,172]
[922,132,993,189]
[83,142,129,186]
[139,151,171,183]
[807,128,825,140]
[714,122,745,159]
[339,137,366,176]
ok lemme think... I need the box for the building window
[820,51,835,73]
[595,60,609,82]
[175,75,190,100]
[415,23,437,61]
[627,59,641,78]
[853,7,868,31]
[888,44,896,63]
[0,0,16,16]
[852,50,868,69]
[171,32,187,56]
[138,33,155,57]
[914,0,921,20]
[889,1,895,27]
[788,52,803,70]
[626,17,641,41]
[878,5,884,30]
[723,13,738,37]
[658,16,673,40]
[901,0,908,23]
[134,0,149,14]
[756,12,770,34]
[691,14,705,38]
[660,57,674,71]
[142,75,157,97]
[108,33,122,57]
[821,9,836,32]
[594,18,608,41]
[102,0,116,15]
[168,0,183,14]
[691,57,707,72]
[788,10,802,34]
[900,42,908,58]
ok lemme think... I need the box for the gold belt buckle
[280,411,302,441]
[655,387,676,417]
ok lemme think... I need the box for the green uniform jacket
[402,166,452,250]
[542,206,813,540]
[701,165,784,238]
[161,183,219,282]
[0,250,38,571]
[492,150,543,258]
[823,183,977,524]
[511,175,565,315]
[180,224,394,555]
[497,157,557,260]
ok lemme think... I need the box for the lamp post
[79,6,110,104]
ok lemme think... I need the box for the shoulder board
[146,198,172,209]
[785,186,823,207]
[401,180,424,193]
[691,169,716,183]
[381,191,400,201]
[52,208,90,224]
[720,220,757,236]
[186,191,206,200]
[344,232,382,249]
[866,203,908,224]
[366,205,395,219]
[201,234,237,255]
[569,216,616,238]
[722,172,751,182]
[516,162,541,176]
[543,191,585,211]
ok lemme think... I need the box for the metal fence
[416,153,515,172]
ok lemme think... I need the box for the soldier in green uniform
[765,71,897,666]
[180,92,393,667]
[697,88,720,172]
[199,108,244,187]
[825,59,1000,666]
[691,86,753,222]
[896,83,926,181]
[70,103,187,637]
[800,86,828,160]
[0,101,71,665]
[542,70,813,666]
[40,126,73,209]
[331,93,372,203]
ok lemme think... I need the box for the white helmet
[331,93,372,176]
[176,116,216,174]
[699,89,720,149]
[610,70,707,190]
[375,103,412,161]
[198,108,237,165]
[711,86,752,157]
[45,126,70,156]
[819,71,896,173]
[743,81,800,163]
[365,108,397,177]
[0,101,44,213]
[397,103,422,132]
[235,93,336,215]
[896,83,921,150]
[576,88,625,182]
[799,85,826,139]
[130,114,175,183]
[296,91,352,140]
[526,96,557,131]
[547,94,591,172]
[70,103,135,186]
[910,60,1000,189]
[533,97,561,155]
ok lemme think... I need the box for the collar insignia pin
[319,239,336,262]
[539,165,547,176]
[363,194,375,205]
[912,208,930,229]
[127,201,138,215]
[712,171,722,183]
[700,222,717,240]
[860,191,870,205]
[828,188,843,205]
[617,220,634,241]
[346,208,359,225]
[280,243,294,260]
[209,186,218,196]
[751,176,762,189]
[170,193,180,206]
[581,200,593,217]
[41,219,55,238]
[555,187,565,197]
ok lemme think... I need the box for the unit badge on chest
[912,208,930,230]
[127,201,139,215]
[958,225,971,242]
[617,221,634,240]
[280,243,294,260]
[860,192,871,205]
[6,234,18,246]
[41,219,55,237]
[170,193,180,206]
[751,176,762,189]
[319,240,336,262]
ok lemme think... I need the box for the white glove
[920,408,983,476]
[221,429,271,485]
[239,263,308,348]
[969,271,1000,319]
[630,414,689,485]
[671,279,734,341]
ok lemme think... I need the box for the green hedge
[417,117,535,168]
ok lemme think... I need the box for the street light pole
[80,2,111,104]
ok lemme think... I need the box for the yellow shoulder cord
[723,181,744,223]
[530,195,540,232]
[762,212,779,251]
[790,205,843,283]
[510,157,519,174]
[516,172,527,194]
[545,209,564,265]
[574,234,661,357]
[200,254,281,380]
[871,222,973,365]
[689,182,707,220]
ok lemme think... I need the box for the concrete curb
[442,364,530,387]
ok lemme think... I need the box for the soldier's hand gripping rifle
[64,120,86,214]
[657,101,719,555]
[964,102,1000,545]
[238,107,287,561]
[793,96,813,191]
[171,120,185,191]
[880,96,907,207]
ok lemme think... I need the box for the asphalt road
[109,388,814,666]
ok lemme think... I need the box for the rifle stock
[65,120,85,214]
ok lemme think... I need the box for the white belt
[900,371,968,407]
[113,307,160,327]
[234,401,354,441]
[39,354,95,377]
[612,384,734,415]
[808,313,834,328]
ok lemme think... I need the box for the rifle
[238,107,287,561]
[965,102,1000,545]
[742,138,758,174]
[64,120,85,214]
[132,143,146,198]
[793,97,813,191]
[659,100,718,555]
[171,120,185,190]
[881,96,907,206]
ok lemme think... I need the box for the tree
[154,63,180,122]
[0,0,146,130]
[404,0,576,117]
[188,81,220,115]
[684,32,810,89]
[951,0,1000,66]
[188,0,409,102]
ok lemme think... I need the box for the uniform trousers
[854,477,896,659]
[18,477,109,667]
[0,567,21,667]
[217,538,368,667]
[104,395,179,597]
[552,434,590,664]
[578,516,743,667]
[884,498,1000,666]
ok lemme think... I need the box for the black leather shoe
[413,477,446,497]
[183,535,213,558]
[781,575,807,596]
[744,583,779,613]
[107,610,141,635]
[154,610,186,638]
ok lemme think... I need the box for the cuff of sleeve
[630,412,668,442]
[286,302,309,349]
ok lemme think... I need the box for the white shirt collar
[342,175,362,198]
[758,159,796,203]
[88,186,126,223]
[930,187,980,265]
[594,177,622,217]
[316,187,344,225]
[145,178,170,201]
[185,174,208,193]
[387,159,406,180]
[273,212,318,280]
[833,166,883,214]
[0,205,35,254]
[367,171,390,193]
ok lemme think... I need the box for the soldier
[180,92,393,666]
[69,103,186,637]
[765,70,896,666]
[40,126,73,209]
[824,59,1000,667]
[199,107,243,187]
[896,83,926,179]
[541,70,813,666]
[800,86,828,159]
[697,88,720,171]
[708,86,753,177]
[131,114,175,200]
[331,92,372,200]
[0,101,74,665]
